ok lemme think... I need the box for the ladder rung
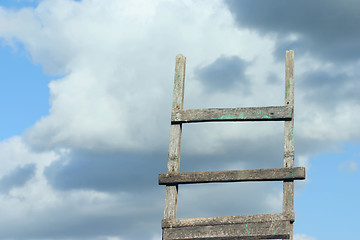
[159,167,305,185]
[162,213,294,228]
[171,106,292,124]
[162,213,293,239]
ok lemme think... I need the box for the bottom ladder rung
[162,213,292,240]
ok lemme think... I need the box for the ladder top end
[176,54,186,59]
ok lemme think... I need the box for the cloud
[225,0,360,62]
[299,69,360,108]
[294,233,317,240]
[0,163,36,193]
[0,138,164,239]
[178,182,282,219]
[44,149,165,192]
[195,55,251,94]
[0,1,283,239]
[0,0,267,153]
[339,160,358,172]
[0,0,359,239]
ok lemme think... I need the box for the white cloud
[1,0,281,153]
[0,136,58,177]
[339,160,358,172]
[294,233,317,240]
[151,234,161,240]
[0,138,161,239]
[3,0,355,156]
[0,0,359,239]
[106,237,123,240]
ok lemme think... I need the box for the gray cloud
[299,70,360,108]
[225,0,360,62]
[0,164,36,193]
[195,55,251,93]
[177,181,282,219]
[44,150,166,193]
[0,189,164,240]
[267,72,281,85]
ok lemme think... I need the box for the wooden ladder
[159,50,305,240]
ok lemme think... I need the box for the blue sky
[0,1,359,240]
[295,143,359,239]
[0,43,50,140]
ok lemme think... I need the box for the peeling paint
[245,223,250,234]
[261,115,270,119]
[253,110,262,115]
[219,114,237,120]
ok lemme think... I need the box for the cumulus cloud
[224,1,360,150]
[0,0,272,153]
[0,0,359,239]
[0,163,36,193]
[294,233,317,240]
[0,1,283,239]
[195,55,251,94]
[339,160,358,172]
[225,0,360,62]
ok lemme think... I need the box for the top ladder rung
[171,106,292,124]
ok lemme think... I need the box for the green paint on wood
[238,114,245,119]
[253,110,262,115]
[262,115,270,119]
[219,114,237,120]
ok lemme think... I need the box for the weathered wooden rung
[162,213,292,240]
[159,167,305,185]
[171,106,292,124]
[162,213,294,228]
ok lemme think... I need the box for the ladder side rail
[164,54,186,219]
[283,50,295,240]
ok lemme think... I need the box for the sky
[0,0,359,240]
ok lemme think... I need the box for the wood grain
[283,50,295,240]
[162,213,294,228]
[164,54,186,219]
[171,106,292,124]
[159,167,305,185]
[163,219,291,239]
